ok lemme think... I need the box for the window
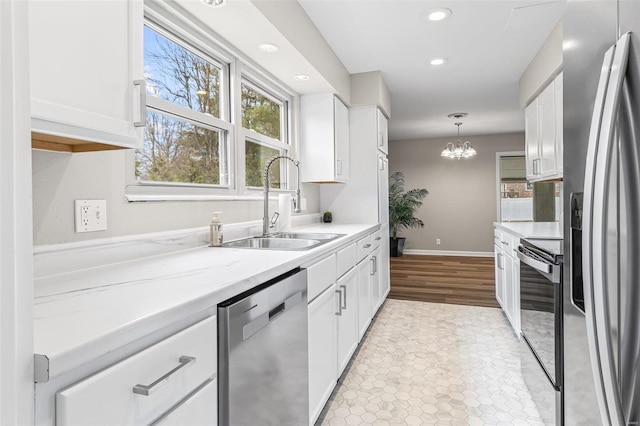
[131,18,295,199]
[136,25,231,187]
[241,79,289,189]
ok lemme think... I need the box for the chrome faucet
[263,155,302,237]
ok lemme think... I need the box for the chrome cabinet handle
[133,79,146,127]
[363,243,372,249]
[337,159,342,176]
[502,240,509,246]
[335,289,343,316]
[340,284,347,309]
[375,236,382,241]
[133,355,196,396]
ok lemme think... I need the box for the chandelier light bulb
[441,121,477,160]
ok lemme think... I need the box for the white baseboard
[402,249,494,257]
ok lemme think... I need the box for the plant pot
[390,237,405,257]
[322,213,332,223]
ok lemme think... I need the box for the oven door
[518,245,563,388]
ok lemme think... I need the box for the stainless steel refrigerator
[564,0,640,424]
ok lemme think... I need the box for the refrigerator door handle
[583,32,631,426]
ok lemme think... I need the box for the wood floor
[389,254,499,308]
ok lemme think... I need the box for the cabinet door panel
[494,247,504,308]
[555,72,564,176]
[376,109,388,154]
[357,259,372,340]
[370,247,382,314]
[308,284,338,425]
[334,97,350,181]
[29,0,143,147]
[538,82,557,178]
[337,269,358,375]
[525,99,539,180]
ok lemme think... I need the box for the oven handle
[517,247,551,273]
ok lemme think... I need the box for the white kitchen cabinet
[379,225,391,301]
[525,74,563,182]
[155,379,217,426]
[56,315,216,426]
[308,283,338,425]
[555,72,564,175]
[494,227,521,336]
[377,109,389,154]
[320,106,389,225]
[300,94,350,183]
[336,268,358,376]
[28,0,144,151]
[356,257,372,340]
[370,247,382,313]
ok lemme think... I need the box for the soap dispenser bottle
[209,211,223,247]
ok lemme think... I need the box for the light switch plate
[75,200,107,233]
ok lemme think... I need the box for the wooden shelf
[31,132,129,153]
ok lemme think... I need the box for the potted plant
[388,171,428,257]
[322,211,333,223]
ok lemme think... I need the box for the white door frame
[495,151,526,222]
[1,1,34,424]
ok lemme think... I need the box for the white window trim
[126,3,299,202]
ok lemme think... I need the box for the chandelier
[441,121,477,160]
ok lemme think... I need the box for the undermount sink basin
[222,233,345,251]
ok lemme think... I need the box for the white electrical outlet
[75,200,107,233]
[436,238,441,245]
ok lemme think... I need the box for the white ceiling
[298,0,565,141]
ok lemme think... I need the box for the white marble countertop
[493,222,563,240]
[34,222,378,382]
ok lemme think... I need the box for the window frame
[126,5,298,202]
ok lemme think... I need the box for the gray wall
[32,149,320,245]
[388,133,525,253]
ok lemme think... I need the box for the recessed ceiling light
[430,57,448,66]
[424,8,452,22]
[563,40,577,50]
[294,74,311,81]
[258,43,279,53]
[201,0,226,7]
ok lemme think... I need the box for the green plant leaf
[388,171,428,238]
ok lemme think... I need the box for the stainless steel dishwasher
[218,268,308,426]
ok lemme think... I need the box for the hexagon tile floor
[316,299,545,426]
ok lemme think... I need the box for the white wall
[388,133,525,253]
[32,149,320,245]
[519,21,563,107]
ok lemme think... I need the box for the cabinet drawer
[56,315,217,426]
[356,235,373,263]
[336,243,357,278]
[307,254,337,302]
[371,229,382,249]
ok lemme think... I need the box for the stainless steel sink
[274,232,343,241]
[222,233,345,251]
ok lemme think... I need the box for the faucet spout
[263,155,301,237]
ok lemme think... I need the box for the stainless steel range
[518,238,563,425]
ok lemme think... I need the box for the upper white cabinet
[525,73,563,182]
[28,0,144,152]
[300,94,350,183]
[376,109,389,154]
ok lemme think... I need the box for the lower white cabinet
[356,258,372,340]
[308,283,338,425]
[155,379,217,426]
[56,315,217,426]
[380,225,391,300]
[370,247,381,313]
[494,227,521,336]
[336,268,358,376]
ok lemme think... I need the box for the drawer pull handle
[133,355,196,396]
[375,237,381,241]
[363,243,372,248]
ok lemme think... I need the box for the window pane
[136,111,227,185]
[241,83,282,140]
[144,26,221,118]
[245,140,282,188]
